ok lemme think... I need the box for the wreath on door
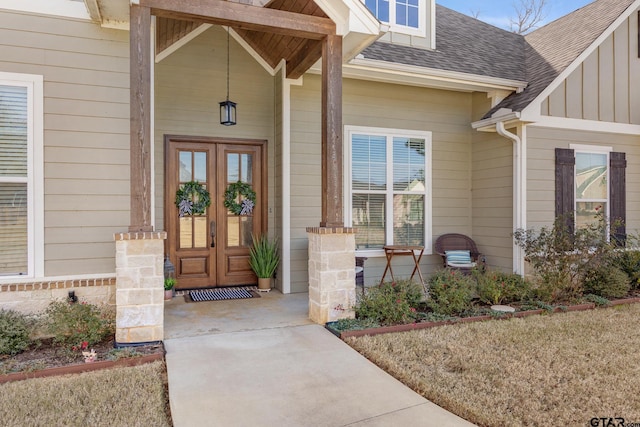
[223,181,256,215]
[175,181,211,217]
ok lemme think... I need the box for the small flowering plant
[355,279,424,326]
[474,270,531,305]
[427,269,475,316]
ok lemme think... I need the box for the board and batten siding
[471,93,514,272]
[526,126,640,231]
[290,75,474,291]
[154,26,275,237]
[541,10,640,124]
[0,9,130,276]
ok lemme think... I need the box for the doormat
[186,287,260,303]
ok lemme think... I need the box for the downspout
[496,122,526,275]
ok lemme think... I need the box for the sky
[436,0,594,31]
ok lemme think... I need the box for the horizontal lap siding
[471,93,514,271]
[527,126,640,231]
[154,26,275,236]
[290,75,473,290]
[0,10,130,276]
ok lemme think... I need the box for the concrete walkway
[164,292,475,426]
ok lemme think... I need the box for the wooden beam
[286,39,322,80]
[320,34,343,228]
[141,0,335,40]
[129,5,153,232]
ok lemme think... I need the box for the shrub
[0,310,32,355]
[427,269,475,316]
[582,266,630,299]
[355,279,424,326]
[474,270,531,305]
[45,300,115,349]
[613,250,640,290]
[513,212,621,303]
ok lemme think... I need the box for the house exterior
[0,0,638,342]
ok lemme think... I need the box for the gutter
[494,121,526,276]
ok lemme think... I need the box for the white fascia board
[527,116,640,136]
[0,0,90,19]
[471,112,522,132]
[337,57,527,93]
[521,0,640,119]
[314,0,381,37]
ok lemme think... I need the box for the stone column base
[307,227,356,324]
[114,231,166,345]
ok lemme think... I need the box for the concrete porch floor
[163,289,313,340]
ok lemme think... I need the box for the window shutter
[555,148,575,234]
[610,151,626,244]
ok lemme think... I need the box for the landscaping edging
[327,297,640,339]
[0,350,165,384]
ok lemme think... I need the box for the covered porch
[97,0,382,344]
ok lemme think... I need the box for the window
[574,149,609,229]
[555,146,626,240]
[364,0,424,34]
[0,73,43,278]
[345,126,432,254]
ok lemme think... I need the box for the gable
[540,10,640,125]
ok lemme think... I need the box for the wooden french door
[165,136,266,289]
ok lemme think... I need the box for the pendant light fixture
[219,26,237,126]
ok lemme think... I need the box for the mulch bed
[0,336,165,383]
[328,296,640,339]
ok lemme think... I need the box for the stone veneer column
[114,231,166,345]
[307,227,356,324]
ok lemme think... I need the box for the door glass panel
[179,217,192,248]
[241,154,252,183]
[240,216,253,247]
[227,153,239,182]
[179,152,192,182]
[194,217,207,248]
[227,216,239,247]
[194,152,207,182]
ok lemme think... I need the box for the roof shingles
[358,0,637,118]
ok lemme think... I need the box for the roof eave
[472,111,523,132]
[326,57,528,93]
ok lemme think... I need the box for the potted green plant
[249,234,280,291]
[164,277,176,300]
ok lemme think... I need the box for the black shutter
[610,151,626,244]
[555,148,575,234]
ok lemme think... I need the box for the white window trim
[362,0,427,37]
[0,72,44,278]
[570,144,612,227]
[344,125,432,257]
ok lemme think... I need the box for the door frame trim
[163,134,269,286]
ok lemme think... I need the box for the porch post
[320,34,343,228]
[129,4,153,233]
[113,4,164,346]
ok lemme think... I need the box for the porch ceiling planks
[143,0,332,79]
[156,17,201,55]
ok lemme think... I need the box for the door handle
[210,221,216,248]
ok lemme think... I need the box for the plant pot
[164,289,173,300]
[257,277,271,292]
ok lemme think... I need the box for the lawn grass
[346,304,640,426]
[0,360,171,426]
